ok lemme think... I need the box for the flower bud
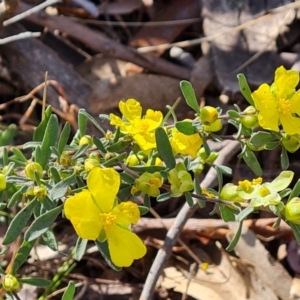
[282,134,300,153]
[88,151,101,161]
[240,115,258,129]
[84,158,100,173]
[25,162,43,180]
[79,135,93,147]
[104,152,116,161]
[126,154,143,166]
[203,119,222,132]
[285,197,300,224]
[34,185,47,199]
[0,174,6,191]
[206,152,219,164]
[60,151,73,167]
[2,274,20,292]
[200,106,218,125]
[243,106,256,115]
[220,183,243,202]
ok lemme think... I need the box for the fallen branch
[0,31,40,44]
[0,0,18,29]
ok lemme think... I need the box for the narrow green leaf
[12,240,36,273]
[157,192,172,202]
[128,165,165,174]
[62,281,76,300]
[2,146,8,165]
[281,147,289,170]
[117,185,132,201]
[227,110,241,118]
[33,106,52,141]
[120,172,135,184]
[78,109,87,137]
[194,177,205,208]
[155,127,176,169]
[24,205,63,241]
[38,114,59,169]
[139,206,149,215]
[271,171,294,192]
[7,185,29,208]
[175,121,197,135]
[49,167,61,183]
[79,110,106,136]
[237,74,254,106]
[2,124,17,145]
[6,176,32,184]
[3,161,15,176]
[144,194,151,208]
[236,206,254,222]
[58,122,71,155]
[264,141,280,150]
[226,220,243,251]
[106,140,132,152]
[243,148,262,176]
[19,277,50,287]
[22,141,42,149]
[214,166,223,194]
[72,144,89,160]
[42,229,58,251]
[3,199,37,245]
[216,165,232,175]
[95,240,121,271]
[102,152,127,167]
[11,147,28,163]
[74,237,87,261]
[289,222,300,244]
[93,137,106,153]
[180,81,200,113]
[184,192,194,207]
[49,173,76,200]
[289,179,300,201]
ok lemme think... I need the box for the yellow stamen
[238,180,252,191]
[258,186,271,197]
[278,98,292,115]
[100,213,117,228]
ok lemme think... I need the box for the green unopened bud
[134,172,163,197]
[240,115,258,129]
[60,151,73,167]
[84,158,100,173]
[243,105,256,115]
[104,152,116,161]
[198,147,208,161]
[79,135,93,147]
[34,185,47,199]
[220,183,243,202]
[282,134,300,153]
[74,163,84,174]
[206,152,218,164]
[88,151,101,161]
[0,174,6,191]
[200,106,218,125]
[126,154,143,166]
[284,197,300,224]
[25,162,43,180]
[2,274,20,292]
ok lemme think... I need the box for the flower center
[138,120,150,132]
[258,186,271,197]
[278,98,292,115]
[238,180,252,191]
[100,212,117,228]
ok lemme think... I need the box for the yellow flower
[170,128,202,158]
[252,66,300,134]
[64,167,146,267]
[110,99,163,153]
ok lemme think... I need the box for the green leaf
[72,143,89,160]
[49,167,61,183]
[157,192,171,202]
[8,185,30,208]
[236,206,254,222]
[194,177,205,208]
[281,147,289,170]
[175,121,197,135]
[12,240,36,273]
[249,131,273,147]
[106,140,132,152]
[95,240,121,271]
[93,137,106,153]
[227,110,241,118]
[120,172,135,184]
[2,146,8,165]
[226,220,243,251]
[139,206,149,215]
[2,124,17,145]
[128,165,166,174]
[214,166,223,194]
[42,229,58,251]
[242,148,262,176]
[58,122,71,155]
[144,194,151,208]
[216,165,232,175]
[33,106,52,141]
[6,176,32,184]
[49,173,76,200]
[3,199,37,245]
[155,127,176,169]
[78,109,87,137]
[180,81,200,113]
[11,147,28,163]
[62,281,76,300]
[289,222,300,244]
[289,179,300,201]
[117,185,132,201]
[74,237,87,261]
[264,141,280,150]
[102,152,127,167]
[19,277,50,287]
[79,110,106,136]
[24,205,63,242]
[219,205,236,222]
[184,192,194,207]
[37,114,59,169]
[237,74,254,106]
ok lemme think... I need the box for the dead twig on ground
[0,0,18,29]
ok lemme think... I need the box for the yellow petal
[258,109,279,132]
[291,90,300,116]
[252,84,276,111]
[106,224,146,267]
[64,190,102,240]
[87,167,120,213]
[274,66,299,99]
[113,201,141,225]
[119,99,142,121]
[280,114,300,135]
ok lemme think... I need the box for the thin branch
[139,140,240,300]
[0,31,40,44]
[0,0,18,29]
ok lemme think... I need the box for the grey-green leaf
[180,81,200,113]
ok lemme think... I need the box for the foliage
[1,65,300,298]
